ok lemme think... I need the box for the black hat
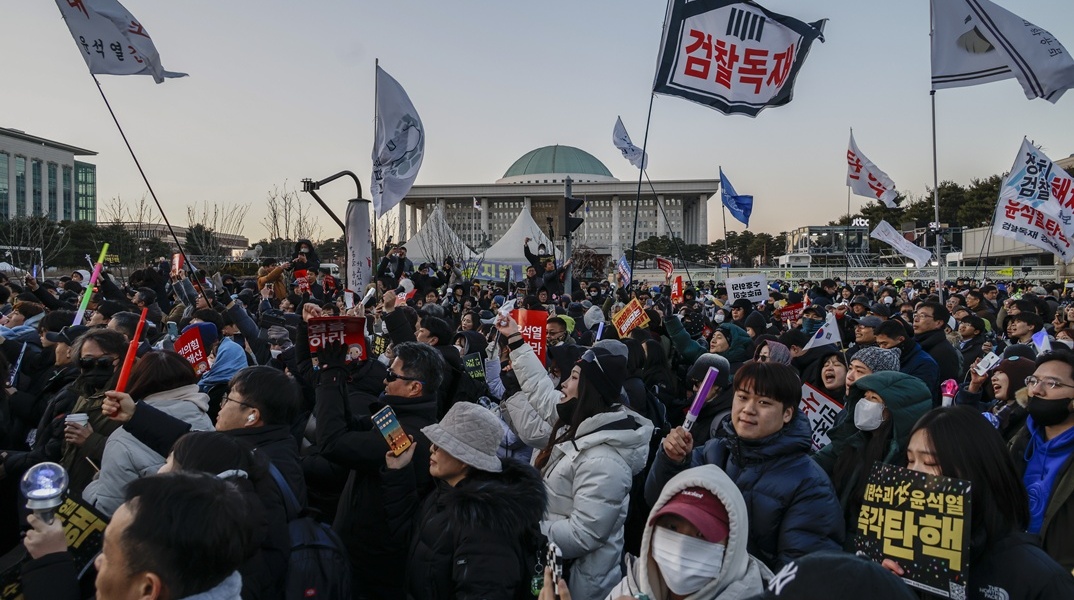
[730,298,754,311]
[45,325,91,346]
[850,295,870,307]
[749,552,916,600]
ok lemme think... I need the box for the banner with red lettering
[672,276,684,304]
[656,257,674,275]
[847,130,898,208]
[799,383,843,451]
[776,301,806,323]
[612,298,651,337]
[175,327,209,376]
[308,317,368,366]
[511,309,548,366]
[653,0,827,117]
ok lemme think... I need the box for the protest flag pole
[90,75,212,308]
[628,93,656,281]
[930,90,944,303]
[845,185,851,283]
[371,58,380,263]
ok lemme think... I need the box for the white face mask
[883,296,894,305]
[854,399,887,431]
[651,527,726,595]
[270,349,282,359]
[714,312,725,324]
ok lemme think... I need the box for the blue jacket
[645,411,845,571]
[199,337,248,391]
[898,340,940,404]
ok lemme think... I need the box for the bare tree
[0,216,70,271]
[261,183,323,255]
[185,201,251,272]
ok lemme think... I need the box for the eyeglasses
[912,313,934,321]
[385,370,423,384]
[221,392,256,410]
[79,356,115,370]
[1025,376,1074,391]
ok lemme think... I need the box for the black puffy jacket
[383,458,547,600]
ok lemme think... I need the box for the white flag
[802,312,840,352]
[613,117,647,169]
[847,131,898,208]
[931,0,1074,102]
[372,66,425,218]
[992,140,1074,262]
[870,220,933,268]
[54,0,186,83]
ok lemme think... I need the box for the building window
[15,157,26,216]
[75,161,96,223]
[31,160,42,216]
[63,165,73,220]
[47,163,57,219]
[0,153,7,217]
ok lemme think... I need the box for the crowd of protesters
[0,237,1073,599]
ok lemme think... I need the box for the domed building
[397,144,718,279]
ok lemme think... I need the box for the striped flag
[656,257,675,275]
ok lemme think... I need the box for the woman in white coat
[496,316,653,600]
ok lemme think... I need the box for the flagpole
[845,185,851,283]
[90,75,210,307]
[372,59,380,264]
[931,90,944,302]
[629,93,656,282]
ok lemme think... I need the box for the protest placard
[855,462,972,598]
[612,298,651,337]
[371,333,391,358]
[671,276,684,304]
[463,353,485,381]
[175,327,210,376]
[799,383,844,451]
[726,274,767,304]
[308,317,368,364]
[511,309,548,366]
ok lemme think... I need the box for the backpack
[267,463,352,599]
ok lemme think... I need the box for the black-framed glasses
[221,391,256,410]
[79,356,114,370]
[386,370,423,384]
[1025,376,1074,391]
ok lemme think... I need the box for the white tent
[402,205,476,265]
[482,209,554,262]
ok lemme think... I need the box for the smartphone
[372,405,412,456]
[546,541,563,595]
[975,351,1001,376]
[167,321,178,338]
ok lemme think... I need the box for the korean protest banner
[799,383,843,451]
[293,269,312,295]
[617,256,633,287]
[0,495,109,599]
[671,276,684,304]
[855,462,972,599]
[776,301,806,323]
[847,131,898,208]
[991,139,1074,260]
[726,274,767,304]
[511,309,548,366]
[992,197,1074,262]
[656,257,674,276]
[463,353,486,381]
[371,333,391,359]
[308,317,368,365]
[612,298,651,338]
[652,0,827,117]
[175,327,209,376]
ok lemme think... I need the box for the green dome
[502,145,614,180]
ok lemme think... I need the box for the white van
[321,263,341,278]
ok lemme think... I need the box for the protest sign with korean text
[617,256,633,287]
[308,317,368,365]
[799,383,843,451]
[672,276,684,304]
[371,333,391,359]
[463,353,486,381]
[992,139,1074,261]
[511,309,548,366]
[175,327,209,376]
[653,0,826,117]
[612,298,651,338]
[776,301,806,323]
[656,257,674,276]
[726,274,767,304]
[992,198,1074,262]
[855,462,972,599]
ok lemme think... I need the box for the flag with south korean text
[847,131,898,208]
[992,139,1074,262]
[54,0,186,83]
[653,0,826,117]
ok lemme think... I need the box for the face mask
[651,527,725,595]
[556,397,578,423]
[854,399,887,431]
[883,297,894,305]
[76,368,114,396]
[270,349,282,359]
[1026,396,1074,427]
[714,312,725,324]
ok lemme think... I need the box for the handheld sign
[511,309,548,366]
[308,317,368,364]
[682,367,719,433]
[799,383,844,451]
[855,462,972,598]
[612,298,650,337]
[462,353,485,381]
[175,327,210,376]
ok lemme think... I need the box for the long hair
[911,407,1028,554]
[533,366,618,470]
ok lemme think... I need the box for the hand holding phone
[373,405,412,456]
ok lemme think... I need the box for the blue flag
[720,168,753,227]
[617,256,633,287]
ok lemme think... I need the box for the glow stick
[114,307,148,393]
[682,366,720,433]
[72,244,108,326]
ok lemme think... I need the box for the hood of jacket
[583,305,606,330]
[743,311,768,336]
[635,465,770,600]
[183,571,243,600]
[141,383,211,414]
[569,409,654,476]
[0,324,43,346]
[450,458,546,535]
[199,337,248,387]
[717,323,753,365]
[457,330,488,360]
[847,371,933,455]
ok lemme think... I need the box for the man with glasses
[546,317,572,348]
[1011,351,1074,571]
[912,301,961,384]
[846,315,883,361]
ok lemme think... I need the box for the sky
[3,0,1074,246]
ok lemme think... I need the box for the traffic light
[563,196,584,235]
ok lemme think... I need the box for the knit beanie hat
[852,346,900,374]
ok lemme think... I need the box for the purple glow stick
[682,366,720,432]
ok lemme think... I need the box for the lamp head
[21,462,68,523]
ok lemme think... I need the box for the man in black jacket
[913,301,962,384]
[956,315,987,381]
[381,291,463,417]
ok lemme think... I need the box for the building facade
[398,145,717,258]
[0,127,98,223]
[121,222,250,257]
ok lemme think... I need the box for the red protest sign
[293,269,311,295]
[175,327,210,376]
[308,316,368,364]
[612,298,650,337]
[511,309,548,366]
[777,301,806,323]
[672,276,684,304]
[171,253,183,274]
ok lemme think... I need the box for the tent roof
[482,209,554,262]
[402,205,475,265]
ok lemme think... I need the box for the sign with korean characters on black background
[855,462,972,599]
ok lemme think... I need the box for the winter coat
[813,371,932,537]
[607,465,772,600]
[186,571,244,600]
[645,412,844,571]
[957,334,986,381]
[83,384,213,516]
[963,532,1074,599]
[290,239,321,274]
[1009,420,1074,571]
[3,367,79,478]
[315,366,437,599]
[61,389,123,496]
[382,458,547,600]
[895,339,940,405]
[915,329,962,386]
[20,552,81,600]
[199,337,247,392]
[257,265,288,300]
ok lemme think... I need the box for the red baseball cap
[649,487,729,543]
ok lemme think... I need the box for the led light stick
[682,366,720,433]
[114,307,149,393]
[72,244,109,326]
[940,379,959,408]
[21,462,68,525]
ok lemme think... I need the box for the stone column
[699,194,709,245]
[656,194,665,237]
[480,198,490,245]
[408,203,417,238]
[611,195,621,258]
[397,200,407,242]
